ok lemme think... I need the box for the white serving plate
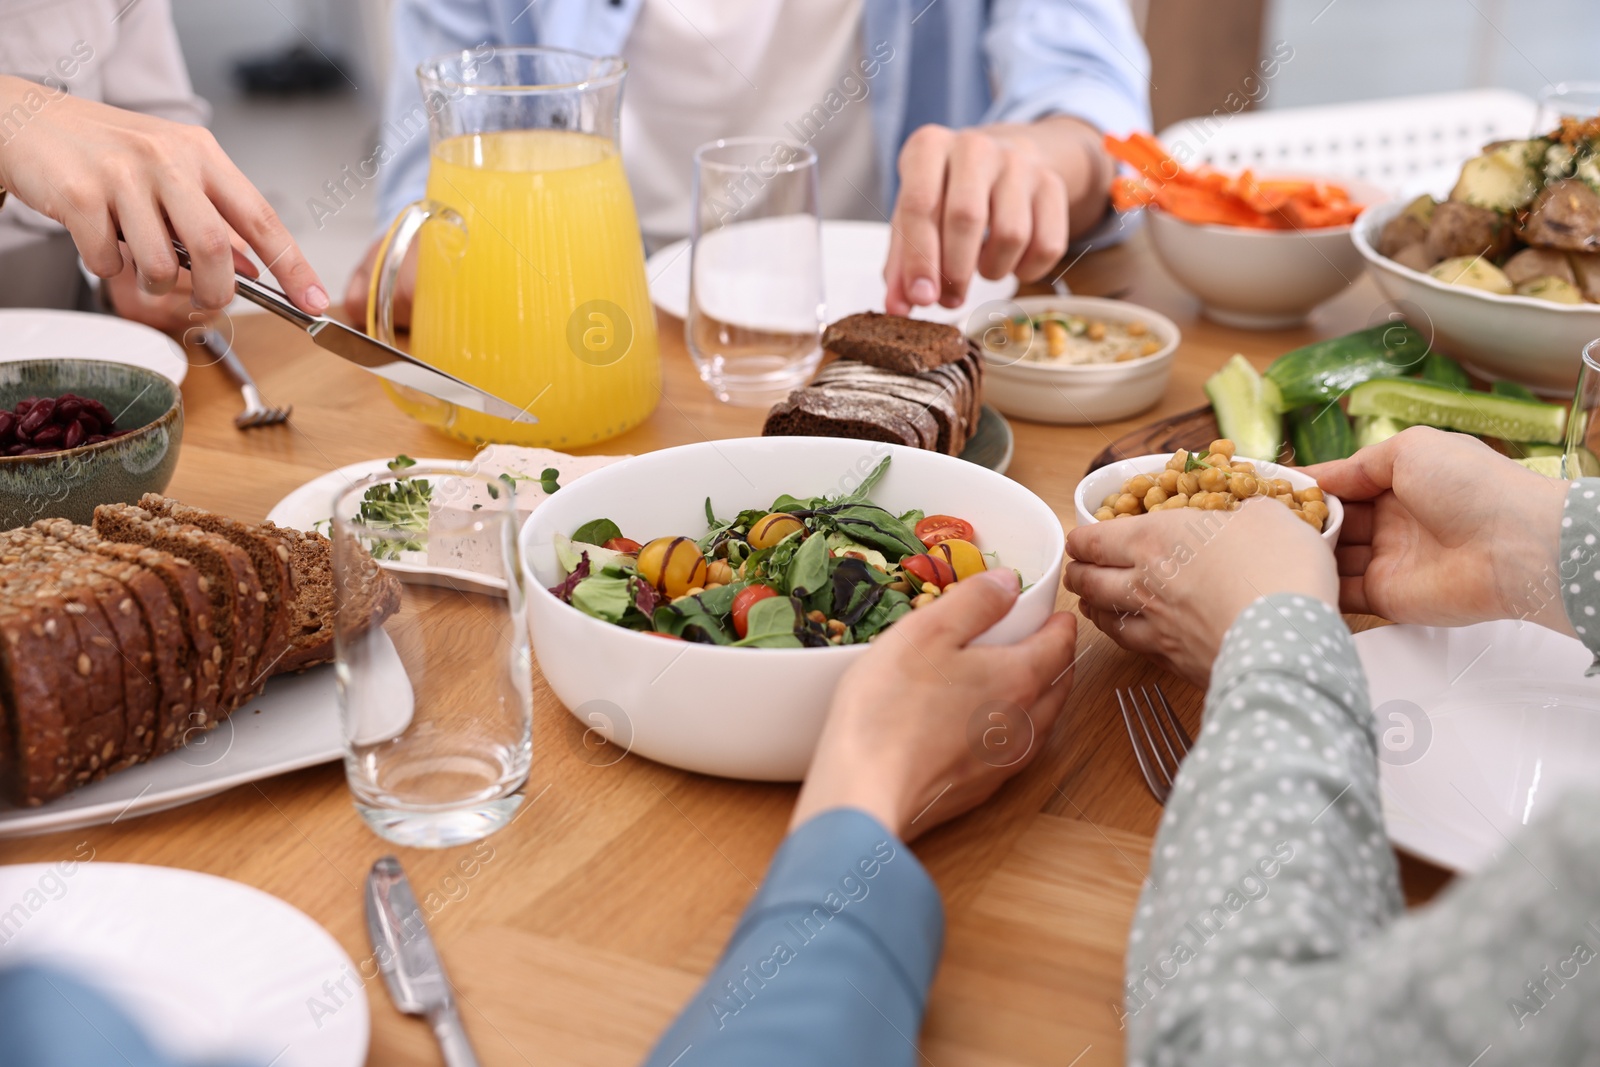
[0,308,188,384]
[646,219,1018,327]
[520,437,1065,781]
[0,634,409,838]
[968,295,1180,425]
[0,862,367,1066]
[1353,198,1600,396]
[1072,452,1343,545]
[1359,619,1600,874]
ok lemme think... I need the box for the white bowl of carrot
[1107,133,1387,330]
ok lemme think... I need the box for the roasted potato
[1503,247,1577,287]
[1378,213,1429,258]
[1451,142,1542,212]
[1425,200,1513,262]
[1518,178,1600,251]
[1429,256,1514,295]
[1391,243,1441,272]
[1515,276,1585,304]
[1570,251,1600,302]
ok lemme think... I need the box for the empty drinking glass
[1536,81,1600,131]
[333,466,532,847]
[1565,339,1600,480]
[688,138,825,406]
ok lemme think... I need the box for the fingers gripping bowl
[520,438,1066,780]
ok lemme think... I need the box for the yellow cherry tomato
[637,536,708,597]
[748,512,805,550]
[929,538,986,581]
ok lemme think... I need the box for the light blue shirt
[375,0,1152,229]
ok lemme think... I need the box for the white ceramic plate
[1360,620,1600,874]
[0,309,188,385]
[645,219,1018,327]
[0,634,409,838]
[0,862,367,1066]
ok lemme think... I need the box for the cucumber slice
[1503,440,1563,460]
[1353,414,1409,449]
[1263,323,1428,410]
[1289,404,1355,465]
[1205,354,1283,461]
[1346,379,1567,444]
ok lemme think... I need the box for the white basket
[1157,89,1540,194]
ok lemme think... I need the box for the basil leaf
[732,595,804,648]
[785,533,829,599]
[831,505,924,560]
[570,574,635,624]
[572,518,622,546]
[855,588,911,639]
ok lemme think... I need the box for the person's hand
[790,569,1078,841]
[883,116,1109,316]
[1305,426,1571,635]
[0,75,326,316]
[1065,502,1338,686]
[343,234,416,329]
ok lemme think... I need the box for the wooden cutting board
[1086,404,1221,473]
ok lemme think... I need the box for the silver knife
[366,856,482,1067]
[173,241,535,425]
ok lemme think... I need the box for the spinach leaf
[831,505,924,560]
[838,455,892,505]
[652,602,733,644]
[572,518,622,546]
[898,508,925,526]
[731,595,804,648]
[830,557,888,626]
[854,588,912,640]
[570,574,635,624]
[671,580,747,617]
[785,534,829,600]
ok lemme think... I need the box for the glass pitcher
[369,47,660,448]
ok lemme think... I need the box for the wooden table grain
[1,232,1451,1066]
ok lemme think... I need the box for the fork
[200,328,292,429]
[1116,683,1192,804]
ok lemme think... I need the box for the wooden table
[3,232,1451,1065]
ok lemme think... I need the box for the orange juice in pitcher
[370,49,659,447]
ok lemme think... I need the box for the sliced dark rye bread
[134,495,293,681]
[822,313,968,374]
[764,387,939,450]
[4,529,161,766]
[45,520,222,744]
[0,532,136,780]
[0,573,84,805]
[93,504,266,712]
[811,361,969,455]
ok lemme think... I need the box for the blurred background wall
[167,0,1599,293]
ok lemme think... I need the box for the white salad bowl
[1073,453,1343,546]
[1353,199,1600,397]
[969,296,1180,425]
[520,437,1066,781]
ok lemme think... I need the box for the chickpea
[1271,478,1294,496]
[887,577,912,593]
[1127,320,1148,337]
[826,618,847,636]
[1204,452,1231,468]
[1275,493,1296,506]
[1303,500,1330,524]
[1162,492,1189,510]
[1186,492,1207,508]
[1203,492,1230,510]
[1298,486,1325,503]
[1144,486,1169,510]
[1228,473,1258,498]
[706,559,734,586]
[1209,438,1236,458]
[1139,339,1161,357]
[1086,320,1108,341]
[1197,466,1228,493]
[1125,474,1156,498]
[1104,492,1122,509]
[1113,512,1134,519]
[1157,469,1180,494]
[1296,509,1324,530]
[1114,493,1141,516]
[1230,460,1256,474]
[1177,471,1200,497]
[1094,506,1116,522]
[921,582,941,596]
[1044,318,1068,358]
[910,592,936,609]
[1168,450,1189,471]
[806,609,827,624]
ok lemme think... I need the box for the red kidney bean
[18,399,55,436]
[0,392,122,455]
[30,424,64,447]
[85,434,106,445]
[81,398,113,424]
[77,412,101,434]
[55,397,82,422]
[0,412,14,439]
[62,421,84,449]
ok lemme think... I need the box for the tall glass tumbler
[688,138,825,406]
[1565,340,1600,480]
[1536,81,1600,131]
[333,467,532,847]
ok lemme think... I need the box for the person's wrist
[791,742,911,839]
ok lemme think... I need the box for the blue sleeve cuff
[731,808,944,1006]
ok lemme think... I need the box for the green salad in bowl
[548,458,1000,648]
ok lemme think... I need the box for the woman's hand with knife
[0,75,328,319]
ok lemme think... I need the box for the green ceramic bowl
[0,359,183,529]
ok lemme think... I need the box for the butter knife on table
[367,856,482,1067]
[172,240,535,426]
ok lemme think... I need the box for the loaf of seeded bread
[0,501,401,807]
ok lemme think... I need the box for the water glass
[688,137,824,406]
[1536,81,1600,131]
[333,467,532,847]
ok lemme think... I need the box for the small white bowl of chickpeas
[1072,440,1343,545]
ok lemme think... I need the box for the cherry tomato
[603,536,642,554]
[637,536,709,598]
[914,514,975,548]
[643,631,683,640]
[731,584,780,638]
[929,538,986,580]
[902,553,957,590]
[748,512,805,549]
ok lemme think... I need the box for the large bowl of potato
[1072,443,1343,546]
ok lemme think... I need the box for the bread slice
[822,313,968,374]
[266,521,400,673]
[135,495,292,681]
[47,520,223,744]
[764,386,937,450]
[93,504,266,711]
[811,361,968,454]
[0,574,82,804]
